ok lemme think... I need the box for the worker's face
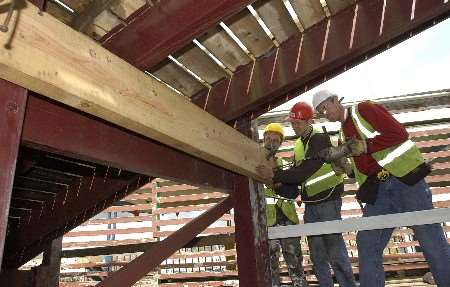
[263,132,282,153]
[290,119,310,136]
[317,98,340,122]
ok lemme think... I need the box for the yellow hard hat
[264,123,284,140]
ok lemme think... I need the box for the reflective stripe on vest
[266,197,277,205]
[305,171,336,186]
[294,129,343,197]
[265,158,299,226]
[347,103,424,185]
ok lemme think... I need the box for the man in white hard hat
[312,90,450,287]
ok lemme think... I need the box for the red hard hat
[287,102,313,121]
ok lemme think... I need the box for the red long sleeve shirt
[342,101,409,176]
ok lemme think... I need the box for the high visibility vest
[265,158,299,227]
[294,130,344,198]
[341,103,425,186]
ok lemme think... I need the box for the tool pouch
[356,175,380,204]
[397,162,432,186]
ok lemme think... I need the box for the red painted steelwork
[193,0,450,122]
[5,174,144,268]
[233,175,271,286]
[0,80,27,270]
[232,119,271,286]
[21,95,233,191]
[96,196,233,287]
[101,0,255,70]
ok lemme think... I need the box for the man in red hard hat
[257,102,357,287]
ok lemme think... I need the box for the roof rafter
[193,0,450,122]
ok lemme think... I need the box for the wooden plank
[151,60,206,97]
[225,10,274,57]
[198,27,252,72]
[61,234,235,258]
[326,0,355,15]
[254,0,300,43]
[46,1,75,25]
[71,0,117,32]
[174,43,228,84]
[290,0,325,29]
[110,0,146,20]
[0,4,269,182]
[87,10,122,40]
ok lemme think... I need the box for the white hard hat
[312,90,336,110]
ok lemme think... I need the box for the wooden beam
[0,3,268,181]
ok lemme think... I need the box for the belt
[376,169,390,181]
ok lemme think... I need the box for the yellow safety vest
[341,103,424,186]
[265,158,299,226]
[294,129,344,198]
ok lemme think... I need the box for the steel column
[0,79,27,270]
[22,94,233,191]
[96,196,233,287]
[232,119,271,286]
[101,0,255,70]
[193,0,450,122]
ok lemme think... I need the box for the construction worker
[262,123,309,287]
[312,90,450,287]
[257,103,357,287]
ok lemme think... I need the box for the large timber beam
[22,94,233,190]
[0,2,268,181]
[101,0,255,70]
[0,79,27,270]
[193,0,450,122]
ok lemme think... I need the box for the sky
[268,18,450,113]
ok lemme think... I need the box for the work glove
[311,138,367,162]
[331,157,353,176]
[346,138,367,156]
[264,141,281,160]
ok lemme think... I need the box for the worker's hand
[346,138,367,156]
[331,157,353,176]
[256,164,274,180]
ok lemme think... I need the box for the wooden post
[39,236,63,287]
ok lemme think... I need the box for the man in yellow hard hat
[263,123,309,287]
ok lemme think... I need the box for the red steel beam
[0,80,28,270]
[21,95,233,191]
[96,196,233,287]
[193,0,450,122]
[101,0,255,70]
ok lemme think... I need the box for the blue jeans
[304,199,357,287]
[357,177,450,287]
